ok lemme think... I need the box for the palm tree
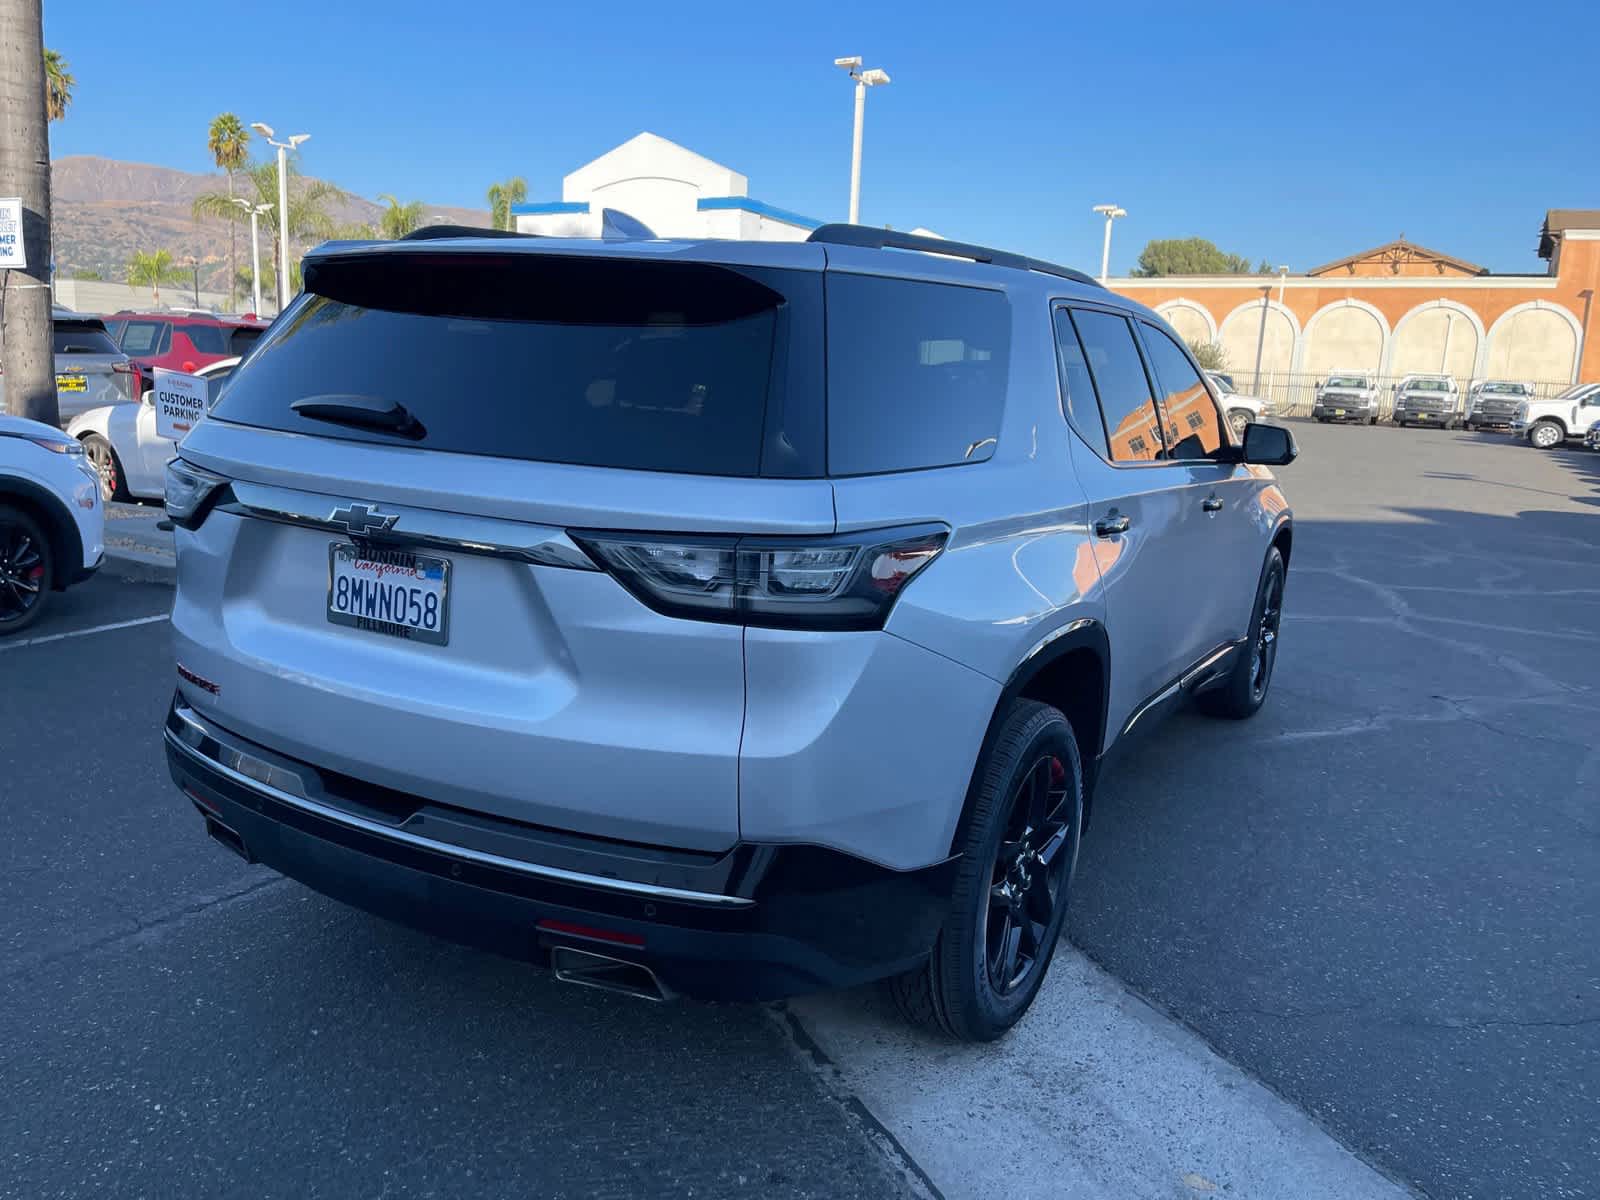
[192,157,344,312]
[207,114,251,308]
[126,250,186,305]
[487,177,527,231]
[378,195,425,240]
[43,50,73,122]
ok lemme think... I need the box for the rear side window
[119,320,166,356]
[826,275,1010,475]
[52,323,120,355]
[1052,308,1109,457]
[181,324,228,354]
[1140,323,1225,458]
[1069,309,1164,464]
[211,253,818,478]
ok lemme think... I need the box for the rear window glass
[210,254,803,477]
[228,327,264,356]
[825,274,1010,475]
[181,324,228,354]
[53,324,119,355]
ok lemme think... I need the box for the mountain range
[50,156,491,295]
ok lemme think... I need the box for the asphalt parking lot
[2,421,1595,1199]
[1068,423,1600,1200]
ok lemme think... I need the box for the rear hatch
[52,318,133,424]
[172,241,833,850]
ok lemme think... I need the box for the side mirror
[1241,422,1297,466]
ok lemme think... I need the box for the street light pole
[251,122,309,313]
[834,57,890,224]
[1093,205,1126,282]
[1252,284,1272,395]
[232,199,271,316]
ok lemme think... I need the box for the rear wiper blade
[289,394,425,440]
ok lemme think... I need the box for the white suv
[0,414,105,634]
[162,225,1296,1041]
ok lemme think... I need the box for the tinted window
[182,323,228,354]
[1052,307,1108,457]
[52,323,120,355]
[1141,323,1225,457]
[119,320,165,355]
[1069,309,1163,464]
[228,327,264,357]
[826,274,1010,475]
[211,257,803,477]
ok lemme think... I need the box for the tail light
[164,458,231,529]
[574,524,948,631]
[112,360,143,402]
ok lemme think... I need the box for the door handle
[1202,496,1225,513]
[1094,513,1131,538]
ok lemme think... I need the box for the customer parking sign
[0,198,25,269]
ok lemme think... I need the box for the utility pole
[0,0,58,426]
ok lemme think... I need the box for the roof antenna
[601,209,657,240]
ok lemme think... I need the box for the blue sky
[45,0,1598,274]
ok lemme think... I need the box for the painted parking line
[0,613,169,653]
[789,950,1410,1200]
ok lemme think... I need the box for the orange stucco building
[1109,210,1599,400]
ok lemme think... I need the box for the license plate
[1332,409,1346,417]
[327,543,450,645]
[56,374,87,392]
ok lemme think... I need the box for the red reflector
[536,919,645,948]
[185,786,221,815]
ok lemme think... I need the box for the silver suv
[162,225,1297,1042]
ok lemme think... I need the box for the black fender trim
[0,475,87,589]
[950,616,1112,852]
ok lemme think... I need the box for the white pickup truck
[1509,381,1600,449]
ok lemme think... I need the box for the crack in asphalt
[4,874,289,982]
[1208,1004,1600,1034]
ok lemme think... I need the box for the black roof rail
[808,223,1101,288]
[399,225,538,241]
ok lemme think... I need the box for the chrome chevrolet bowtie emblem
[328,503,399,537]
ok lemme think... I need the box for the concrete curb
[103,546,176,585]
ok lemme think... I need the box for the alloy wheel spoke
[1025,872,1055,927]
[1033,819,1068,866]
[1026,759,1050,828]
[997,917,1023,987]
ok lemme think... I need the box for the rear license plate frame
[326,542,451,646]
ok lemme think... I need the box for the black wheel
[1199,547,1285,720]
[1462,421,1473,432]
[1368,416,1378,426]
[1528,420,1564,450]
[888,700,1083,1042]
[0,505,53,637]
[1315,416,1328,424]
[81,434,128,502]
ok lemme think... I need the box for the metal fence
[1223,371,1577,421]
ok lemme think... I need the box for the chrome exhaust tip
[550,945,670,1003]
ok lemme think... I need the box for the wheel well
[0,482,78,591]
[1271,524,1293,567]
[1534,416,1567,434]
[1018,647,1106,782]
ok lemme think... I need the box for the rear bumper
[165,698,956,1001]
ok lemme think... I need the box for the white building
[513,132,823,242]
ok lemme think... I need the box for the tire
[1227,409,1252,437]
[0,505,53,637]
[1528,420,1564,450]
[1462,422,1474,432]
[1368,416,1378,426]
[81,434,128,502]
[887,700,1084,1042]
[1199,547,1285,721]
